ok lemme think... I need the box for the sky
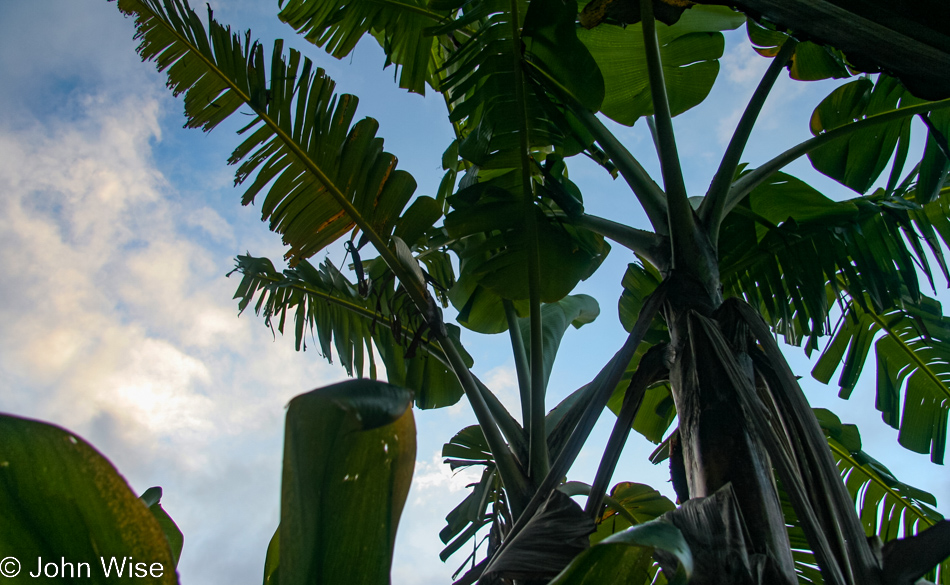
[0,1,947,584]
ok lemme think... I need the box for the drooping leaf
[0,414,178,584]
[718,171,950,356]
[438,426,510,571]
[578,5,745,126]
[812,295,950,464]
[280,379,415,585]
[117,0,417,267]
[230,254,470,409]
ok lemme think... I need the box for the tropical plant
[31,0,949,583]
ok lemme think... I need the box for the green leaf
[550,519,692,585]
[446,183,610,307]
[613,260,674,443]
[719,172,939,349]
[578,5,744,126]
[0,414,178,584]
[917,110,950,205]
[808,76,920,194]
[590,482,675,545]
[118,0,417,267]
[517,294,600,392]
[746,19,850,81]
[262,527,279,585]
[522,0,605,111]
[277,0,450,94]
[230,254,470,409]
[139,487,184,568]
[279,379,415,585]
[811,296,950,463]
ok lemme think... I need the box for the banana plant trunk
[662,268,798,584]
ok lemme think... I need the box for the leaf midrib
[137,0,426,305]
[249,271,450,364]
[828,439,937,529]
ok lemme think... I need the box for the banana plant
[112,0,950,583]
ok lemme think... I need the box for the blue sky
[0,1,947,584]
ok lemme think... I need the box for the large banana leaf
[118,0,417,267]
[812,295,950,463]
[229,254,471,409]
[277,0,453,94]
[718,172,950,346]
[714,172,950,461]
[436,0,602,167]
[445,178,610,317]
[577,5,745,126]
[0,414,179,584]
[808,75,923,194]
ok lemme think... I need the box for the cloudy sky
[0,1,947,584]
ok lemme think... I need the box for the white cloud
[412,451,482,499]
[0,86,345,582]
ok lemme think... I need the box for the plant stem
[726,99,950,214]
[504,300,533,427]
[481,281,668,575]
[702,38,797,246]
[574,214,664,268]
[640,0,693,272]
[507,0,549,482]
[583,346,666,520]
[573,107,669,235]
[439,334,531,516]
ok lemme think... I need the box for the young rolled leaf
[0,414,178,584]
[279,379,415,585]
